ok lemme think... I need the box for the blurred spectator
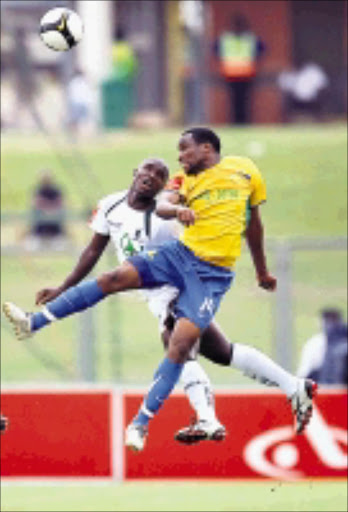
[66,69,94,138]
[214,13,266,125]
[278,62,329,122]
[12,26,36,129]
[24,170,68,251]
[100,26,138,130]
[297,308,347,386]
[111,26,138,81]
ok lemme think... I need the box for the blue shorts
[128,240,234,331]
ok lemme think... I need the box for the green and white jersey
[89,190,180,264]
[89,190,180,330]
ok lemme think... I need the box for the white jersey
[89,190,180,330]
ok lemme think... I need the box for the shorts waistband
[178,241,234,273]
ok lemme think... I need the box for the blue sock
[31,280,105,332]
[134,357,184,426]
[31,311,50,331]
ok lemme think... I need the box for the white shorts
[141,285,179,333]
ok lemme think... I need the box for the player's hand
[35,287,63,305]
[258,273,277,291]
[176,206,195,226]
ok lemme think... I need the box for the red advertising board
[1,391,112,477]
[1,388,346,480]
[125,390,347,480]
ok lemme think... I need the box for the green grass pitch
[1,123,346,384]
[1,480,347,511]
[1,123,347,512]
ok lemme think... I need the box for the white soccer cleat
[125,423,148,452]
[3,302,33,340]
[290,378,318,434]
[174,417,226,445]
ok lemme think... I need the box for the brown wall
[207,0,292,124]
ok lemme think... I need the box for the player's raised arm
[156,190,195,227]
[36,233,109,305]
[245,206,277,291]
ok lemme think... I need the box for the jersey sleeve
[248,159,267,208]
[88,200,110,235]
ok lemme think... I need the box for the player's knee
[167,318,200,363]
[97,264,140,294]
[97,271,118,294]
[168,346,188,364]
[168,338,194,364]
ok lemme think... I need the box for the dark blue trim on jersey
[105,193,128,218]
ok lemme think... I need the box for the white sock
[232,343,298,398]
[180,360,217,423]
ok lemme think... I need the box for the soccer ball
[39,7,83,51]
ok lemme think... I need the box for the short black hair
[321,308,342,321]
[138,157,169,181]
[182,127,221,153]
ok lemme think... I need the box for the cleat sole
[175,427,226,445]
[296,380,318,434]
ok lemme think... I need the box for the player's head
[320,307,344,334]
[231,13,249,34]
[178,127,221,175]
[38,168,54,185]
[131,158,169,200]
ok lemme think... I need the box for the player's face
[178,134,207,175]
[133,159,168,199]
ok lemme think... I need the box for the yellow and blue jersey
[166,156,266,268]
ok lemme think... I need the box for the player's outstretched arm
[245,206,277,291]
[36,233,110,305]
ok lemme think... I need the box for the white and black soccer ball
[39,7,83,51]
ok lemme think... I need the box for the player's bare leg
[175,322,318,442]
[125,318,200,451]
[161,323,226,445]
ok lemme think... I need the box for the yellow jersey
[166,156,266,268]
